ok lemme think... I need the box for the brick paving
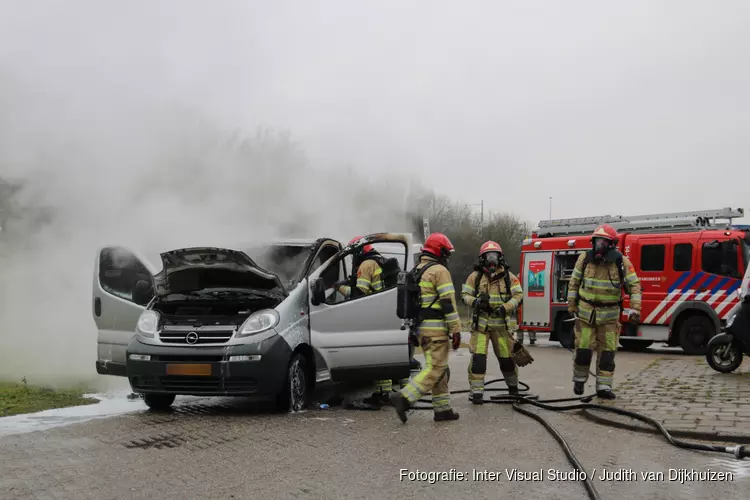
[587,355,750,440]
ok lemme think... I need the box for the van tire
[143,393,175,411]
[277,353,309,413]
[679,315,714,355]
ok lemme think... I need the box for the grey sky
[1,0,749,383]
[1,0,749,225]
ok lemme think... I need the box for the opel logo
[185,332,199,345]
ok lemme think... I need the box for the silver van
[93,233,418,411]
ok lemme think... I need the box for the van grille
[159,325,234,345]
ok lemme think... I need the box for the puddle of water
[0,390,146,438]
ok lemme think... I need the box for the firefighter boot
[471,393,484,405]
[434,409,460,422]
[362,392,390,407]
[574,382,585,395]
[597,388,616,400]
[389,392,410,423]
[507,386,519,396]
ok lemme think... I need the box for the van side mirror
[133,280,153,306]
[310,278,327,306]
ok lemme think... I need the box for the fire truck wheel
[618,339,653,351]
[678,315,713,355]
[554,315,574,349]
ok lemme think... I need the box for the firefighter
[461,241,524,403]
[335,236,392,407]
[517,328,536,345]
[390,232,462,423]
[336,237,384,298]
[567,224,642,399]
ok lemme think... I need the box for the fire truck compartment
[553,251,584,303]
[520,251,553,327]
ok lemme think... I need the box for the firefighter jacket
[461,267,523,332]
[566,252,642,325]
[415,255,461,336]
[338,258,384,298]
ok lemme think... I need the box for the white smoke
[0,76,429,390]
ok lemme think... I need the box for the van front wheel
[277,353,309,413]
[143,393,175,411]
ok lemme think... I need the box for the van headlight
[237,309,279,337]
[136,310,160,338]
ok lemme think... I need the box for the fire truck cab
[518,208,749,354]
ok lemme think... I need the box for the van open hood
[153,247,286,297]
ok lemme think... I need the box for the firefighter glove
[495,306,506,317]
[451,332,461,350]
[628,311,640,322]
[568,305,578,314]
[511,341,534,367]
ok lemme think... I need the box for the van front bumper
[125,334,292,397]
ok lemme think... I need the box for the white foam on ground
[0,391,146,438]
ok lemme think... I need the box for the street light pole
[549,197,552,219]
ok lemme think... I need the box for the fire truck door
[522,251,553,328]
[634,237,670,324]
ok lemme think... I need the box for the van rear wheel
[679,315,714,355]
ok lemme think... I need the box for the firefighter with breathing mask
[461,241,525,403]
[390,232,462,423]
[567,224,642,399]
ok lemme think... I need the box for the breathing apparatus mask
[592,237,611,262]
[482,252,502,274]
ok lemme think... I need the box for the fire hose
[401,378,749,500]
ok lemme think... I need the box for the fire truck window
[673,243,693,272]
[640,244,665,272]
[702,241,740,278]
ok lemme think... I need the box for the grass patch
[0,378,99,417]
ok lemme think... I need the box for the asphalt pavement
[1,334,748,499]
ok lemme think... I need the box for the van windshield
[244,244,315,288]
[743,239,750,273]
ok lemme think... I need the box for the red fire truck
[517,208,749,354]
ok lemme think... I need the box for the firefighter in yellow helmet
[567,224,642,399]
[334,236,394,407]
[390,232,462,423]
[461,241,524,403]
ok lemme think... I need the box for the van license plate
[165,364,212,376]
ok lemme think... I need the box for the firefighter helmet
[479,240,503,273]
[479,240,503,257]
[590,224,618,243]
[422,233,455,260]
[348,236,374,254]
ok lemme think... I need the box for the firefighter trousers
[374,379,392,393]
[467,327,518,395]
[399,332,452,413]
[573,319,619,390]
